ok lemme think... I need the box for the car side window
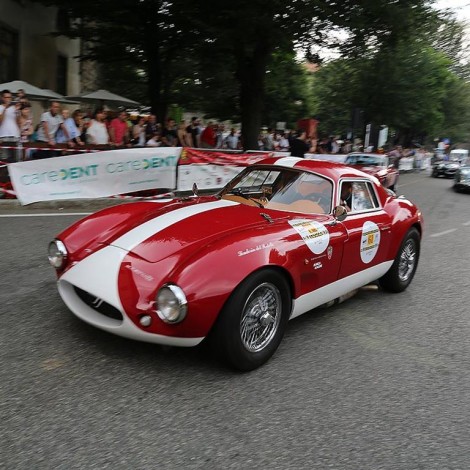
[340,180,379,213]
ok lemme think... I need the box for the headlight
[48,240,67,269]
[156,284,188,324]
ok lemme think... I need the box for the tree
[36,0,435,148]
[310,39,470,146]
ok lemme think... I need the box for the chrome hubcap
[398,239,416,282]
[240,282,282,352]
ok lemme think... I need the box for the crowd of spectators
[0,87,436,166]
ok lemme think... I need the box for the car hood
[60,196,293,263]
[346,164,382,176]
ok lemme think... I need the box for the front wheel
[210,270,291,371]
[379,228,420,293]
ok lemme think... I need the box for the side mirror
[333,205,348,221]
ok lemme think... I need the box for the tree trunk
[145,26,167,123]
[236,43,271,150]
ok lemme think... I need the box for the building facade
[0,0,82,96]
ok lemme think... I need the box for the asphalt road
[1,171,469,470]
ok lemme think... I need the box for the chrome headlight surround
[48,240,68,269]
[156,284,188,324]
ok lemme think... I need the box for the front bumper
[57,245,203,347]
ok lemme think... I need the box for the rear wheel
[379,228,420,293]
[210,270,291,371]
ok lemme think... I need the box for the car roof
[256,156,378,181]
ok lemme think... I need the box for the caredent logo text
[20,156,177,185]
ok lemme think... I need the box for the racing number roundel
[360,221,380,264]
[289,219,330,255]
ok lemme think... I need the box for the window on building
[57,55,68,95]
[0,23,19,83]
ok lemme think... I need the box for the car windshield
[220,167,333,214]
[345,154,386,167]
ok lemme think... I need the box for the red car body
[344,153,399,191]
[49,157,423,370]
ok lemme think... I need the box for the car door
[286,213,348,296]
[337,179,393,280]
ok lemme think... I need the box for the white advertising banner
[177,164,242,191]
[8,147,182,205]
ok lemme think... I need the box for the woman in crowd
[18,102,33,143]
[132,116,147,146]
[86,107,109,145]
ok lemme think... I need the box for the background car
[344,153,399,191]
[48,157,423,370]
[431,155,461,178]
[453,164,470,192]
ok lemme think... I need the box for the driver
[340,182,352,211]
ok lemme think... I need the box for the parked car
[48,157,423,370]
[344,153,399,191]
[431,155,461,178]
[453,164,470,192]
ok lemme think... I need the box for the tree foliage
[35,0,466,148]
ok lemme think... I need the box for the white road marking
[0,212,92,217]
[429,228,457,238]
[462,221,470,226]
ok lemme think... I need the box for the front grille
[74,286,123,321]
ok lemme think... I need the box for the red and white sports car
[48,157,423,370]
[344,153,399,191]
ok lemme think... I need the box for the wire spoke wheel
[379,227,420,293]
[240,282,282,353]
[398,239,417,282]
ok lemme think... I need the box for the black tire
[379,227,420,293]
[431,169,438,178]
[210,270,291,371]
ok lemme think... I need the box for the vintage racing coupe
[344,153,399,191]
[48,157,423,370]
[453,164,470,192]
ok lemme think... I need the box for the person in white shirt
[146,132,162,147]
[0,89,21,162]
[86,107,110,145]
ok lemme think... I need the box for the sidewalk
[0,197,137,213]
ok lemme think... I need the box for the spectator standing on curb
[146,132,162,147]
[200,122,217,148]
[109,110,130,146]
[278,132,290,152]
[215,123,225,149]
[262,128,275,151]
[177,120,190,146]
[161,117,178,146]
[86,108,109,145]
[56,109,84,146]
[0,89,21,162]
[224,128,239,150]
[145,114,159,142]
[186,116,200,148]
[18,102,33,143]
[290,129,313,158]
[132,116,147,146]
[36,101,73,158]
[388,145,403,169]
